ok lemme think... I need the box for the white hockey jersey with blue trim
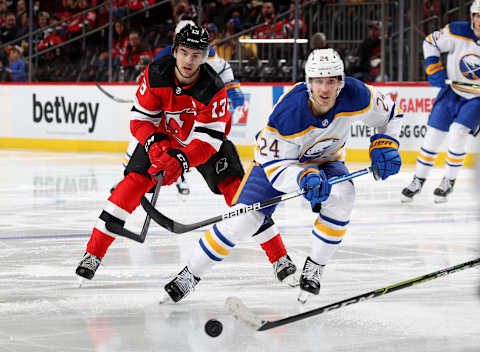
[254,77,402,193]
[423,21,480,98]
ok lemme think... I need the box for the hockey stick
[226,257,480,331]
[141,166,377,234]
[105,174,163,243]
[445,80,480,90]
[96,82,134,103]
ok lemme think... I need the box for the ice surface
[0,150,479,352]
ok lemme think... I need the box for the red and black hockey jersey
[131,55,231,168]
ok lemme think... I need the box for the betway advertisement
[4,84,135,141]
[0,83,478,155]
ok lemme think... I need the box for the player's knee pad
[196,139,245,194]
[422,126,448,152]
[215,210,265,244]
[320,180,355,222]
[448,122,470,152]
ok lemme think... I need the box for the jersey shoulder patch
[147,56,176,88]
[337,77,372,112]
[268,84,310,136]
[187,63,226,106]
[448,21,476,41]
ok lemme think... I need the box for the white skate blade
[158,292,171,304]
[434,196,448,204]
[401,195,414,203]
[297,290,314,304]
[282,274,299,287]
[77,276,85,288]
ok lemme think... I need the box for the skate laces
[302,260,323,284]
[407,176,423,191]
[80,253,101,271]
[438,177,453,192]
[175,269,197,295]
[274,255,293,272]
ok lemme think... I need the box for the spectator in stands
[0,45,26,81]
[57,0,75,22]
[97,21,129,79]
[173,0,197,24]
[66,0,97,35]
[252,1,283,39]
[283,1,308,38]
[0,11,17,44]
[120,30,152,81]
[15,0,26,20]
[0,0,7,28]
[350,20,382,82]
[310,31,326,51]
[214,17,242,60]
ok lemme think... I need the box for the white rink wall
[0,82,478,165]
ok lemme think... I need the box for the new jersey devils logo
[164,108,196,144]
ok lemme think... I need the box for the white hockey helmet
[471,0,480,30]
[305,48,345,98]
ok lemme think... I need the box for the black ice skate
[298,257,324,304]
[76,252,102,285]
[401,175,425,203]
[433,177,455,203]
[273,254,298,287]
[161,266,200,303]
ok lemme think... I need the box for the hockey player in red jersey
[75,23,296,286]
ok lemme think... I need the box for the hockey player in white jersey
[402,1,480,203]
[160,48,403,304]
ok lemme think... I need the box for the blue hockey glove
[424,56,447,88]
[297,167,332,209]
[369,134,401,181]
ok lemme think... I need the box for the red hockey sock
[87,228,115,258]
[109,172,155,213]
[217,176,242,207]
[260,234,287,263]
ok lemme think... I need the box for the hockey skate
[175,176,190,196]
[75,252,102,286]
[160,266,200,303]
[298,257,324,304]
[401,175,425,203]
[273,254,298,287]
[433,177,455,203]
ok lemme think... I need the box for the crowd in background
[0,0,452,82]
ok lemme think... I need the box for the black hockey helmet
[173,23,209,54]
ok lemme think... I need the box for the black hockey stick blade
[141,166,376,234]
[226,257,480,331]
[105,221,145,243]
[96,82,134,103]
[105,174,163,243]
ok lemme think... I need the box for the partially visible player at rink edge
[75,23,297,287]
[402,0,480,204]
[159,48,404,304]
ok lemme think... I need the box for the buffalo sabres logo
[459,54,480,80]
[164,108,196,144]
[215,157,228,174]
[322,119,329,127]
[299,137,341,163]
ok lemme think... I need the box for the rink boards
[0,82,477,166]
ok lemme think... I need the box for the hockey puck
[205,319,223,337]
